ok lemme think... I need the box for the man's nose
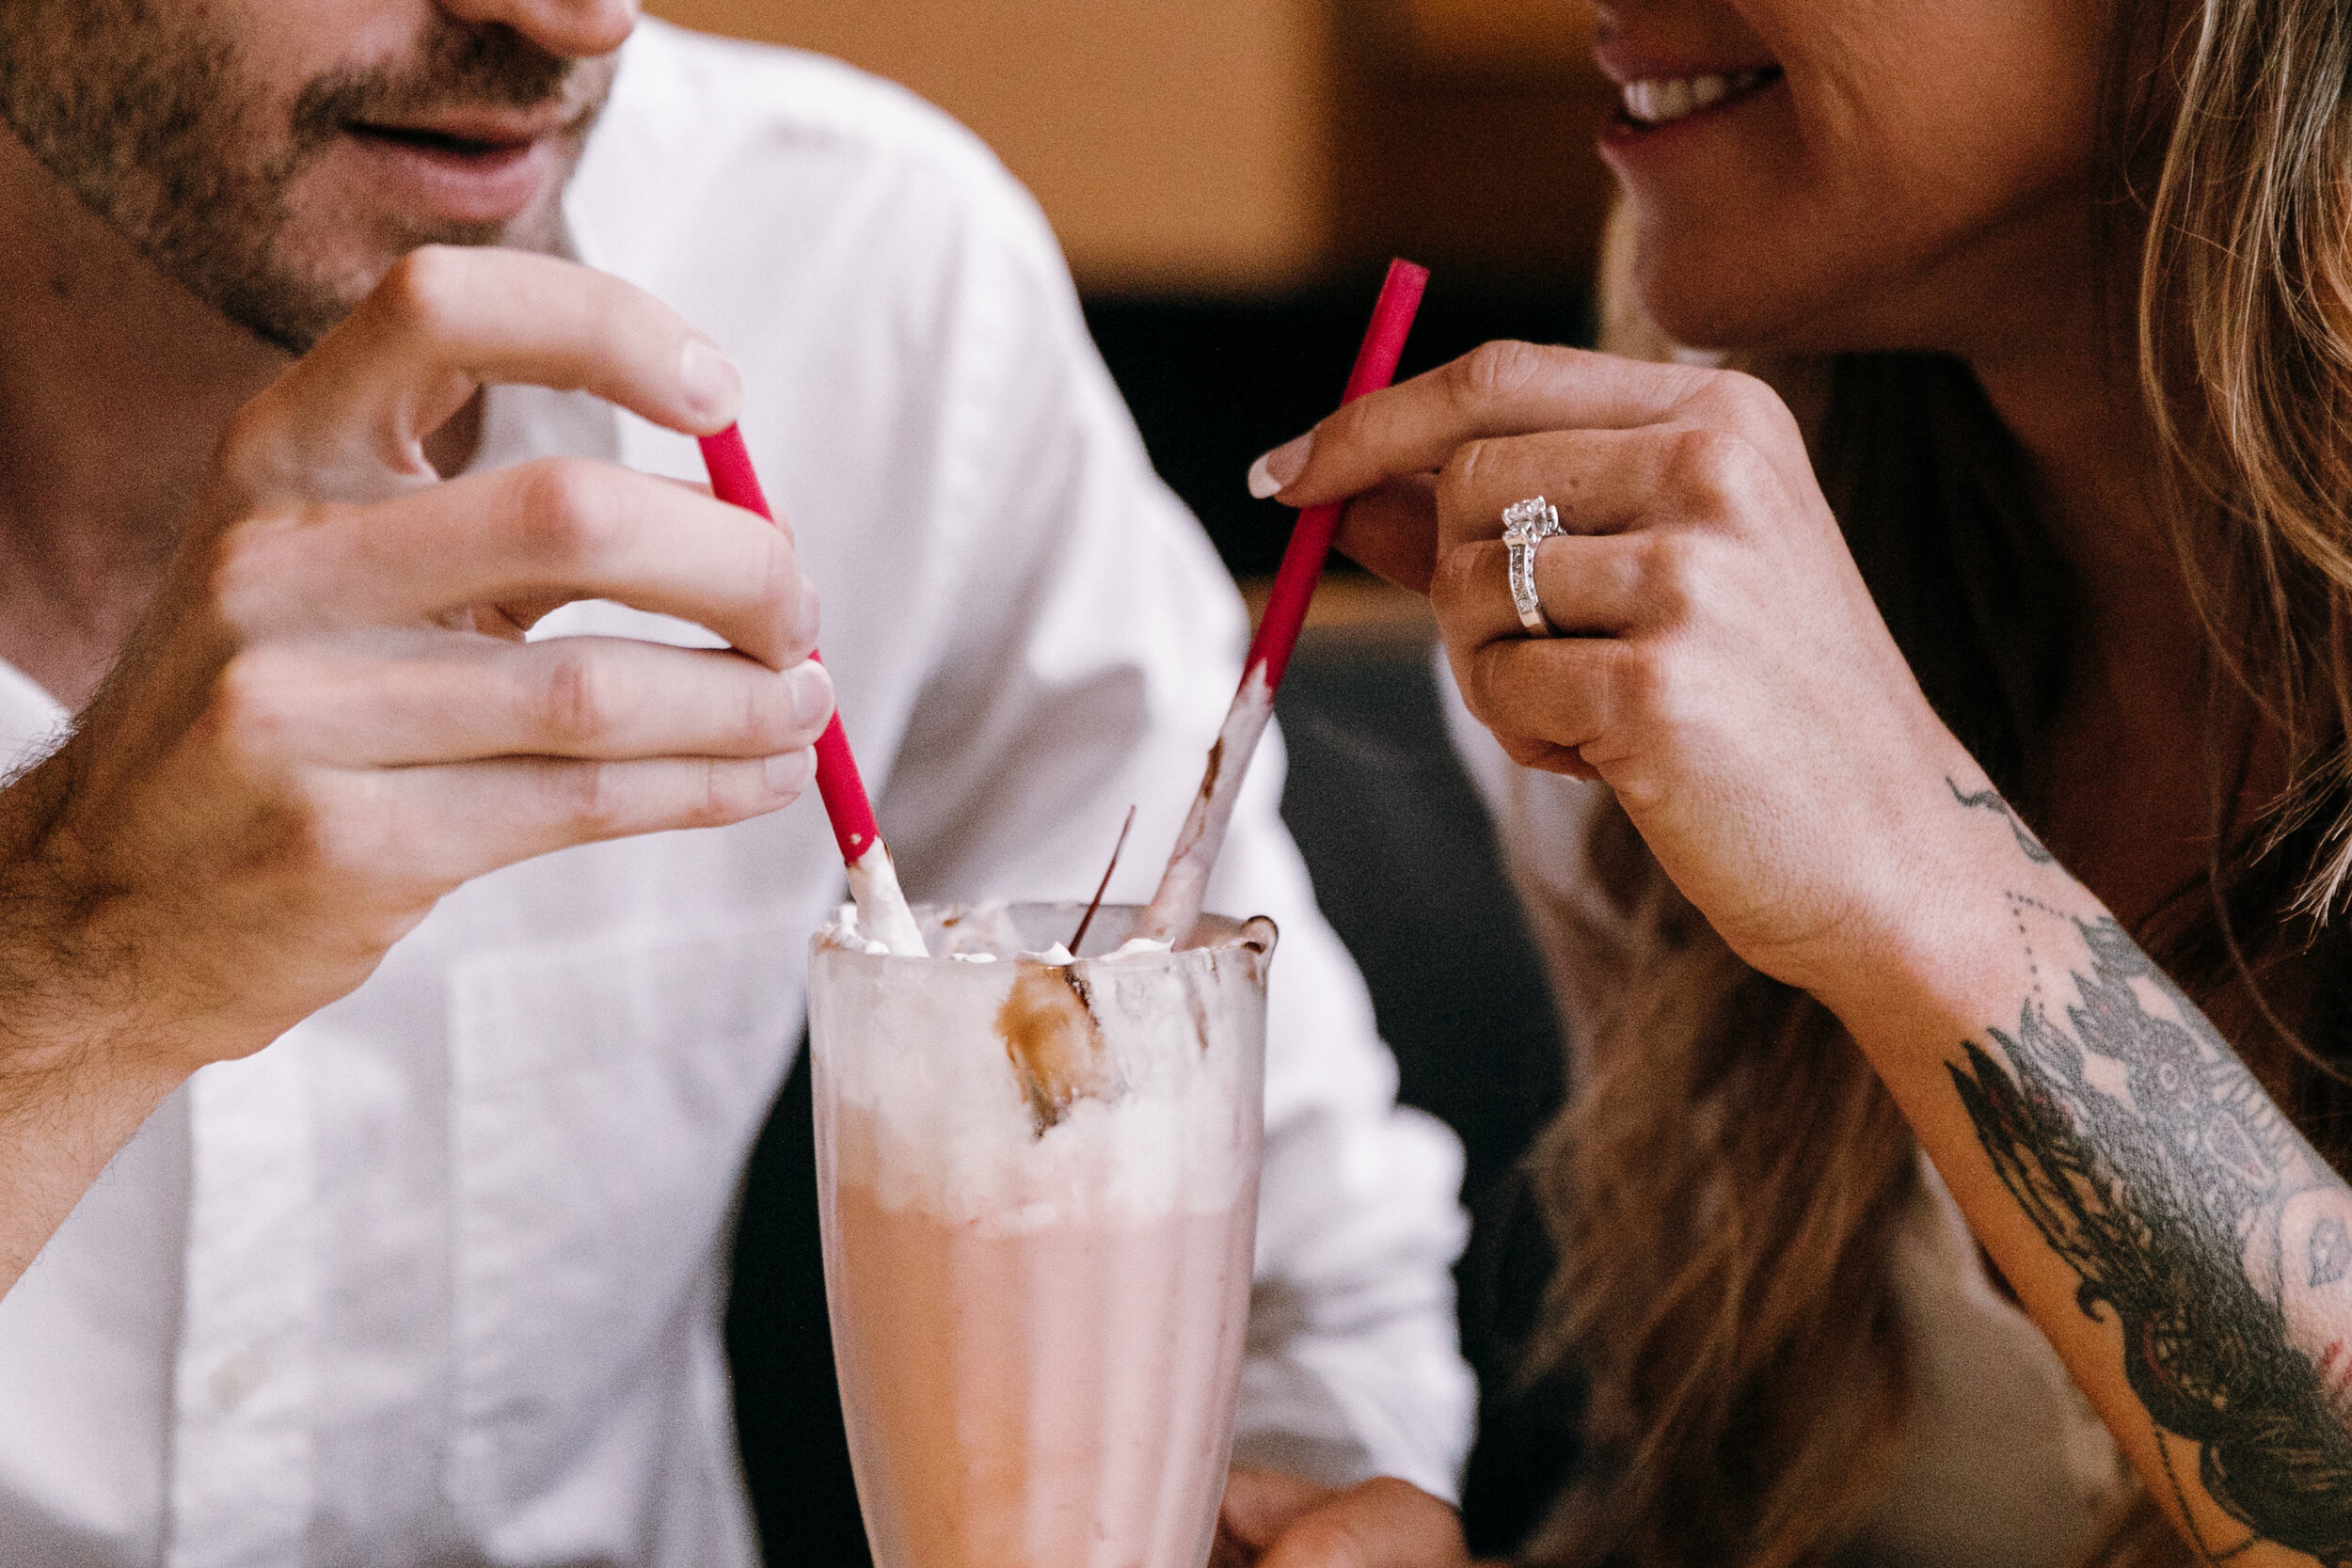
[436,0,640,58]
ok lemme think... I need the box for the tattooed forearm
[1947,777,2055,863]
[1948,916,2352,1561]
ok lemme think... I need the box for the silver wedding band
[1502,497,1562,637]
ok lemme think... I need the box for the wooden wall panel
[644,0,1614,295]
[645,0,1334,293]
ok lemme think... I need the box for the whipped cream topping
[810,903,1270,1230]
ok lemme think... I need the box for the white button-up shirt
[0,23,1473,1567]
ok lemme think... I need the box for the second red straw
[1134,259,1429,944]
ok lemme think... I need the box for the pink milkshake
[808,903,1274,1568]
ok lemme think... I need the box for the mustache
[289,21,580,145]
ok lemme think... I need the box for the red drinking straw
[1135,260,1429,944]
[1247,259,1430,692]
[701,425,927,955]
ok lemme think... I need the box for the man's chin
[253,182,574,353]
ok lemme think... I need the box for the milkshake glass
[808,901,1276,1568]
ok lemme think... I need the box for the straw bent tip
[699,423,929,957]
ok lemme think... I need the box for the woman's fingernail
[765,748,815,794]
[1248,433,1314,499]
[787,660,835,728]
[679,337,742,424]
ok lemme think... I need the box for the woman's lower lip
[342,129,551,226]
[1597,72,1786,158]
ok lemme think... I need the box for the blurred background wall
[648,2,1618,1560]
[646,0,1614,294]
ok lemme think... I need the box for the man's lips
[348,124,532,159]
[339,109,581,224]
[347,98,596,156]
[352,104,570,145]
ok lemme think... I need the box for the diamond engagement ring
[1502,497,1563,636]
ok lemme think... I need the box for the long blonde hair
[1518,2,2352,1562]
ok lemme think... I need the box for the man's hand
[0,246,830,1289]
[1213,1469,1471,1568]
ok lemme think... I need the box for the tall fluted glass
[809,902,1274,1568]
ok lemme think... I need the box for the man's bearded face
[0,0,620,353]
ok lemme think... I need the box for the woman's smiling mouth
[1613,66,1785,131]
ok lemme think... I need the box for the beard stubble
[0,0,598,353]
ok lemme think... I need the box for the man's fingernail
[766,748,815,794]
[1247,433,1314,499]
[679,337,741,423]
[795,576,822,648]
[787,660,835,727]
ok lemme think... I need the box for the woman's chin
[1630,256,1867,360]
[1632,279,1785,357]
[1626,218,1947,359]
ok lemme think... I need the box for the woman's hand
[1261,341,1979,1000]
[1213,1469,1471,1568]
[1268,344,2352,1561]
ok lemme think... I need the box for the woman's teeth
[1619,69,1776,127]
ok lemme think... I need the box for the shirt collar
[0,655,67,779]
